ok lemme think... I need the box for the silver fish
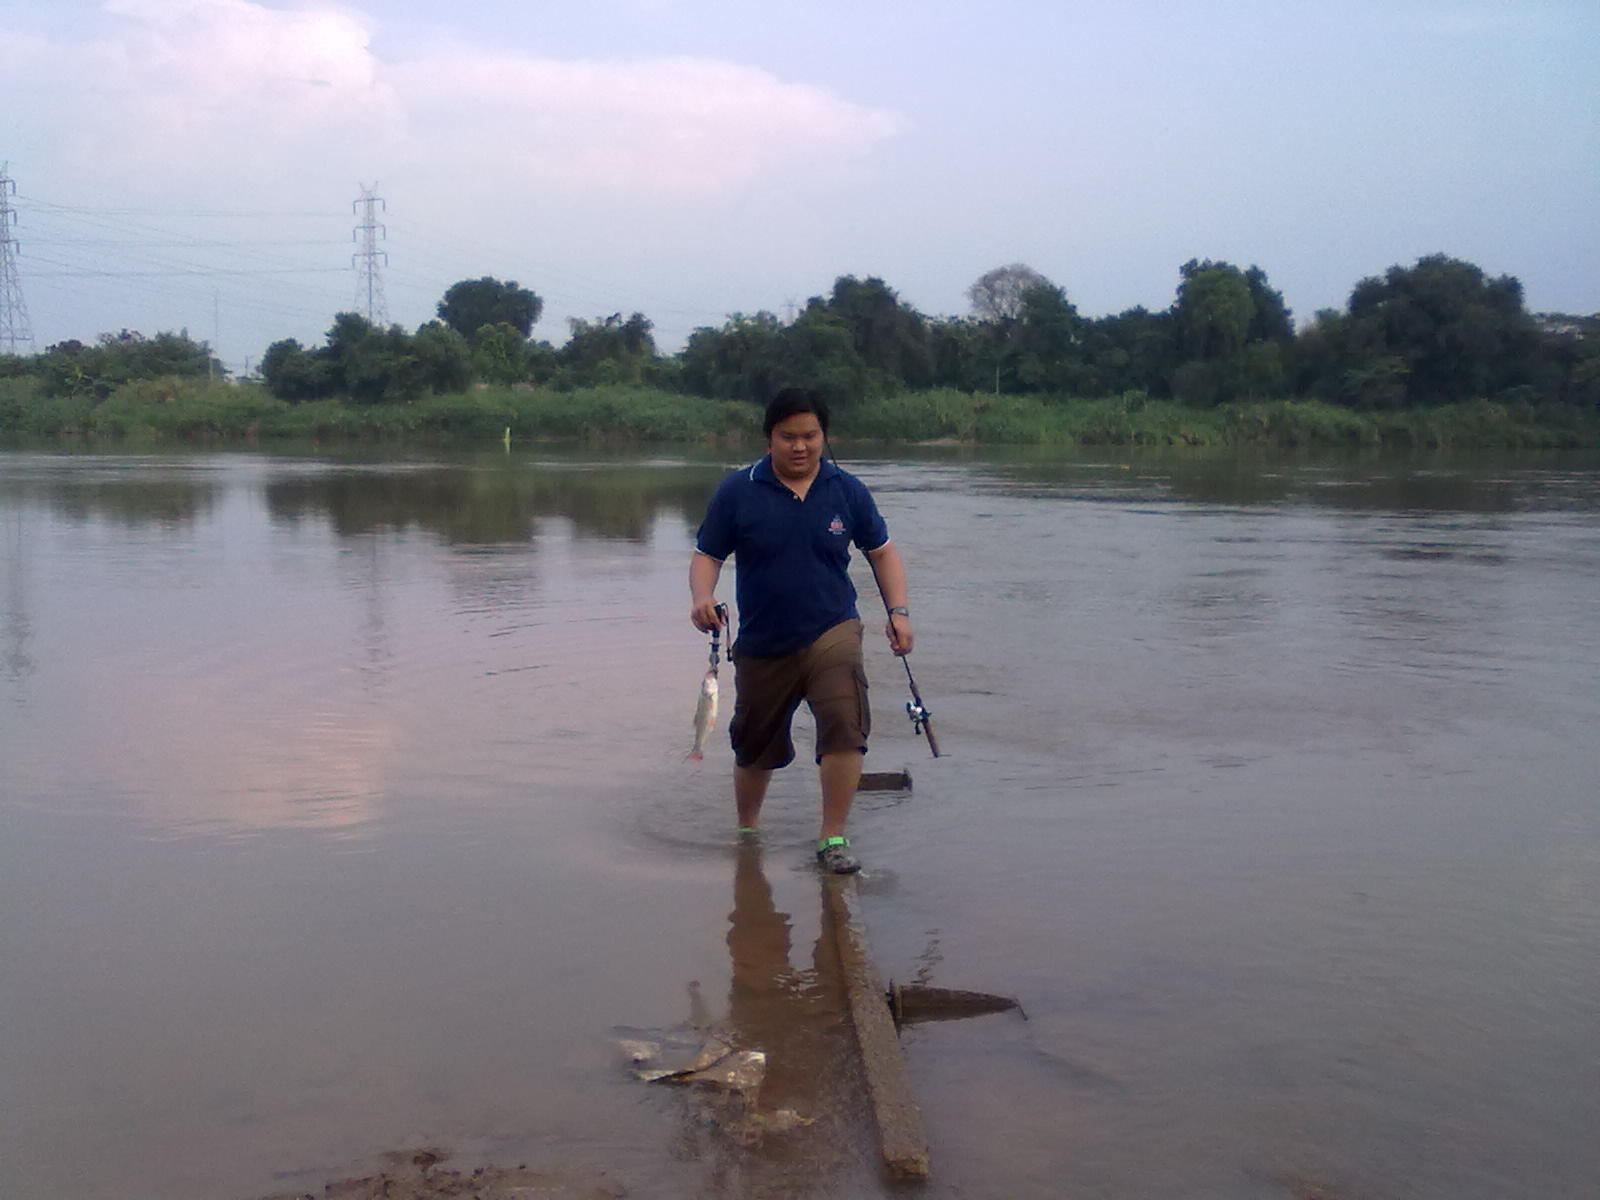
[688,669,718,761]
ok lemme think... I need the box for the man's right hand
[690,600,726,633]
[688,551,727,634]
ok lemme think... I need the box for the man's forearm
[866,542,908,610]
[689,551,723,606]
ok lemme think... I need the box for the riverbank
[3,376,1596,449]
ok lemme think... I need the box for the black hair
[762,387,831,438]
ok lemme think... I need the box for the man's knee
[810,663,869,760]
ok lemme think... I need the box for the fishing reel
[905,698,931,738]
[897,650,942,757]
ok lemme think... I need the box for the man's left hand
[886,612,913,656]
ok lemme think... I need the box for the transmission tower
[351,183,388,326]
[0,165,34,354]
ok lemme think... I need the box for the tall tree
[561,312,657,386]
[1244,266,1294,344]
[780,304,870,406]
[412,322,474,394]
[1293,308,1407,409]
[1530,313,1600,407]
[35,330,220,398]
[437,277,543,339]
[260,337,331,402]
[1174,259,1254,362]
[326,315,422,404]
[967,263,1052,325]
[1012,283,1087,394]
[824,275,932,389]
[1081,307,1178,397]
[1169,260,1292,404]
[926,316,993,392]
[470,322,534,385]
[261,314,475,405]
[680,312,787,401]
[1346,254,1537,404]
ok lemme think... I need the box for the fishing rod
[823,429,942,759]
[708,602,728,672]
[896,642,941,757]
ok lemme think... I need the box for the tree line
[4,256,1596,413]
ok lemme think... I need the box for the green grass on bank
[252,385,764,443]
[0,378,763,443]
[2,376,1596,450]
[843,388,1600,450]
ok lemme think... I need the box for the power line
[15,198,351,289]
[6,185,745,360]
[16,197,340,219]
[14,195,360,347]
[28,266,349,278]
[28,238,348,249]
[0,165,34,353]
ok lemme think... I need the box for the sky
[2,0,1596,373]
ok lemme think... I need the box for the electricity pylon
[0,165,33,354]
[352,183,388,327]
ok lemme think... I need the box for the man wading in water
[689,388,914,874]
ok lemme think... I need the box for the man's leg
[818,750,863,842]
[729,644,802,832]
[735,764,773,830]
[806,620,870,849]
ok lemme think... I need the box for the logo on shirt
[827,514,846,535]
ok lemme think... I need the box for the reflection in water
[686,843,866,1196]
[0,452,725,543]
[115,680,392,839]
[264,461,723,544]
[0,462,222,526]
[2,512,34,697]
[351,535,395,700]
[961,451,1600,514]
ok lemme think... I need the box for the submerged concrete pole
[822,876,931,1181]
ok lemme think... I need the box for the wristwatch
[887,606,910,617]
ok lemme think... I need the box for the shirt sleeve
[695,475,739,561]
[848,476,890,553]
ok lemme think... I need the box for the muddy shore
[260,1149,627,1200]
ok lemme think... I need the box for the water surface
[2,446,1597,1199]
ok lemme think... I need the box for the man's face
[768,412,824,481]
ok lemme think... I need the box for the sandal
[816,836,860,875]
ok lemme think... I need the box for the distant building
[1534,312,1599,339]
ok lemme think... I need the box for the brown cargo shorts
[730,619,870,770]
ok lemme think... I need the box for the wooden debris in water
[858,768,912,792]
[888,982,1025,1026]
[822,876,931,1181]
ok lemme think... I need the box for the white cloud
[13,1,399,183]
[5,0,900,200]
[392,50,900,194]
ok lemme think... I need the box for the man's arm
[865,541,913,656]
[689,550,726,632]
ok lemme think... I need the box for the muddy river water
[1,445,1597,1199]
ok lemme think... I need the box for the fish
[688,669,718,761]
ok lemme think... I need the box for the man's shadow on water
[673,841,877,1196]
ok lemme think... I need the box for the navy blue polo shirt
[696,455,890,657]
